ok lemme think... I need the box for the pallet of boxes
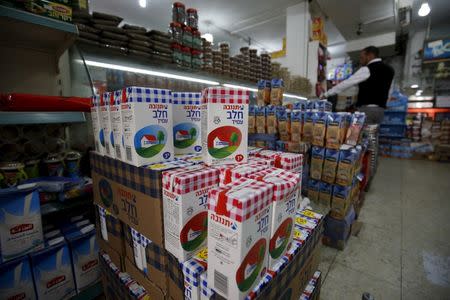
[91,86,324,299]
[306,110,367,250]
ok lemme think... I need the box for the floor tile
[317,244,338,282]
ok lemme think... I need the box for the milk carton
[246,168,300,269]
[200,271,215,300]
[182,247,208,300]
[121,86,174,166]
[216,163,270,187]
[100,92,115,158]
[31,240,76,299]
[208,178,273,300]
[90,95,103,154]
[255,150,303,173]
[173,92,202,155]
[65,226,100,293]
[0,184,43,263]
[110,90,125,160]
[162,165,219,261]
[0,255,36,300]
[201,87,249,166]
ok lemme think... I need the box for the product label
[173,103,202,155]
[110,96,125,160]
[100,102,114,158]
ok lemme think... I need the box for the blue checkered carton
[121,86,174,167]
[173,92,202,155]
[0,255,36,300]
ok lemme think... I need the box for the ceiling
[90,0,450,57]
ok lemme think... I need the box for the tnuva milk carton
[100,92,115,158]
[90,95,103,154]
[173,92,202,155]
[0,184,43,263]
[201,87,249,166]
[208,178,273,300]
[162,165,219,261]
[246,168,300,270]
[110,90,125,160]
[65,225,100,293]
[31,240,76,299]
[121,86,174,166]
[0,255,36,300]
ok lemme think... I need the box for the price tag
[296,217,307,225]
[302,210,316,218]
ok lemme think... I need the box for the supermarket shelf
[407,107,450,119]
[249,133,278,142]
[0,112,85,124]
[0,5,78,59]
[71,281,103,300]
[380,123,407,126]
[41,197,93,216]
[383,110,407,114]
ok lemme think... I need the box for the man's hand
[319,93,327,100]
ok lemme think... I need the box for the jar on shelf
[172,2,185,24]
[182,46,192,68]
[171,43,183,66]
[192,30,202,50]
[182,26,193,48]
[170,22,183,43]
[191,49,202,69]
[186,8,198,29]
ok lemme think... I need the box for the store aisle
[319,158,450,300]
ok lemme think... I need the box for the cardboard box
[124,257,166,300]
[201,87,249,166]
[167,252,185,300]
[97,237,122,271]
[91,152,193,247]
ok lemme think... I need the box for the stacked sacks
[148,30,174,64]
[123,24,152,58]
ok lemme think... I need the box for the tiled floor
[319,158,450,300]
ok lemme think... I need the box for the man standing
[322,46,395,124]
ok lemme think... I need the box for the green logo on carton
[99,178,113,207]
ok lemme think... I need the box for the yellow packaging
[312,112,327,147]
[310,146,325,181]
[322,149,339,184]
[266,106,278,134]
[256,106,266,134]
[303,112,314,143]
[270,79,284,106]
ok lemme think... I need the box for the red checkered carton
[163,165,219,261]
[255,150,303,173]
[201,87,249,166]
[247,156,275,167]
[207,178,273,300]
[246,168,301,270]
[215,163,270,187]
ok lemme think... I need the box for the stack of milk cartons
[120,86,174,166]
[207,177,273,300]
[100,92,114,158]
[182,247,208,300]
[110,90,125,160]
[201,87,250,166]
[246,168,301,270]
[90,94,103,154]
[172,92,202,155]
[255,150,303,174]
[215,162,270,187]
[162,165,219,262]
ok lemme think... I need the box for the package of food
[270,79,284,106]
[25,0,72,22]
[345,112,366,146]
[322,148,339,183]
[249,105,257,134]
[201,87,249,166]
[162,165,219,261]
[246,168,300,270]
[90,95,103,154]
[307,179,320,202]
[326,113,343,149]
[336,145,357,186]
[277,107,291,141]
[208,178,273,300]
[121,87,174,166]
[319,182,333,207]
[255,106,266,134]
[312,111,328,147]
[110,90,125,160]
[0,253,36,300]
[332,185,352,218]
[291,110,303,143]
[100,92,115,158]
[172,92,202,155]
[257,80,271,106]
[292,100,306,112]
[310,146,325,180]
[216,163,269,187]
[182,247,208,300]
[313,100,332,112]
[266,105,278,134]
[302,111,314,143]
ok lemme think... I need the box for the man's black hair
[362,46,379,57]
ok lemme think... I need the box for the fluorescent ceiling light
[410,84,419,88]
[418,2,430,17]
[201,33,213,43]
[222,83,258,92]
[139,0,146,8]
[84,60,220,85]
[284,93,308,100]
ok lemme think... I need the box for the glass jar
[171,43,183,66]
[182,26,193,48]
[170,22,183,43]
[192,30,202,50]
[172,2,185,24]
[186,8,198,29]
[182,46,192,68]
[191,49,202,69]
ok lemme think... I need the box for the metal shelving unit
[0,111,86,124]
